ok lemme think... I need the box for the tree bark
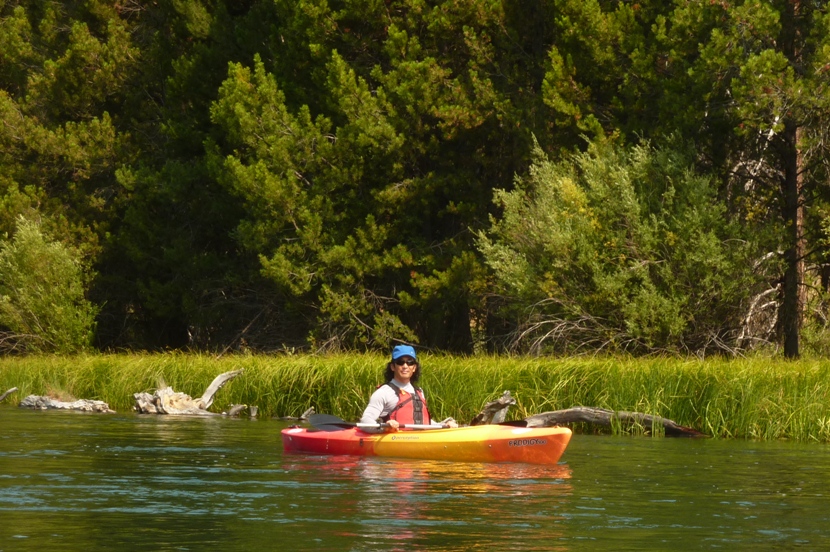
[780,124,806,359]
[779,0,806,359]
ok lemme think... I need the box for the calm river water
[1,406,829,551]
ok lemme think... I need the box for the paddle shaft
[356,422,444,430]
[308,413,448,431]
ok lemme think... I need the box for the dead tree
[133,369,245,416]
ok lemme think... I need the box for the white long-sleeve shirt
[359,379,422,424]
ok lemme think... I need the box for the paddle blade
[311,423,357,432]
[308,413,358,431]
[497,420,529,427]
[308,413,349,425]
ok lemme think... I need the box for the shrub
[0,216,98,353]
[477,138,765,355]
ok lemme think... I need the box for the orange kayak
[281,424,571,465]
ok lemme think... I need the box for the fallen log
[133,369,244,416]
[524,406,706,437]
[469,391,516,425]
[19,395,115,413]
[0,387,18,403]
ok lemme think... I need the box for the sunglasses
[394,358,417,367]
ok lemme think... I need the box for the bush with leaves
[0,217,98,353]
[477,138,768,355]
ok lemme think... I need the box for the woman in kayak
[360,345,457,430]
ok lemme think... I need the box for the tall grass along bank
[2,354,830,442]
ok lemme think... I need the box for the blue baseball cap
[391,344,417,361]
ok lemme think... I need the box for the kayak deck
[281,424,571,465]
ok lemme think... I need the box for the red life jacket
[381,383,431,425]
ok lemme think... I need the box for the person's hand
[385,419,400,432]
[440,417,458,428]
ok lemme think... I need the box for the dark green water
[1,406,829,551]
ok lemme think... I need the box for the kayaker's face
[392,356,417,383]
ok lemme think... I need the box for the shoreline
[2,352,829,442]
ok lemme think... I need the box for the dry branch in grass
[0,387,18,402]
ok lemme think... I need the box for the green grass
[2,353,830,442]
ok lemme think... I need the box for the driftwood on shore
[524,407,706,437]
[133,369,245,416]
[19,395,115,413]
[0,387,18,403]
[467,390,705,437]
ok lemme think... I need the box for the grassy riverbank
[2,353,830,442]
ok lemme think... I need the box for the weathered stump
[133,369,245,416]
[469,391,516,425]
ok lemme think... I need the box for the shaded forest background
[3,0,830,358]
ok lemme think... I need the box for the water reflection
[3,408,830,550]
[281,454,573,550]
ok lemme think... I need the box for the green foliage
[3,0,828,357]
[192,0,587,353]
[478,137,763,354]
[0,0,139,300]
[208,55,413,349]
[207,0,541,350]
[0,217,98,353]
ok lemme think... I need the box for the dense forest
[2,0,830,357]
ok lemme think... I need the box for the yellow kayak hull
[282,424,571,465]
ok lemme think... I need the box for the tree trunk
[780,123,806,359]
[779,1,806,359]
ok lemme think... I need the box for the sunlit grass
[2,353,830,442]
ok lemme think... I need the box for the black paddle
[307,413,361,431]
